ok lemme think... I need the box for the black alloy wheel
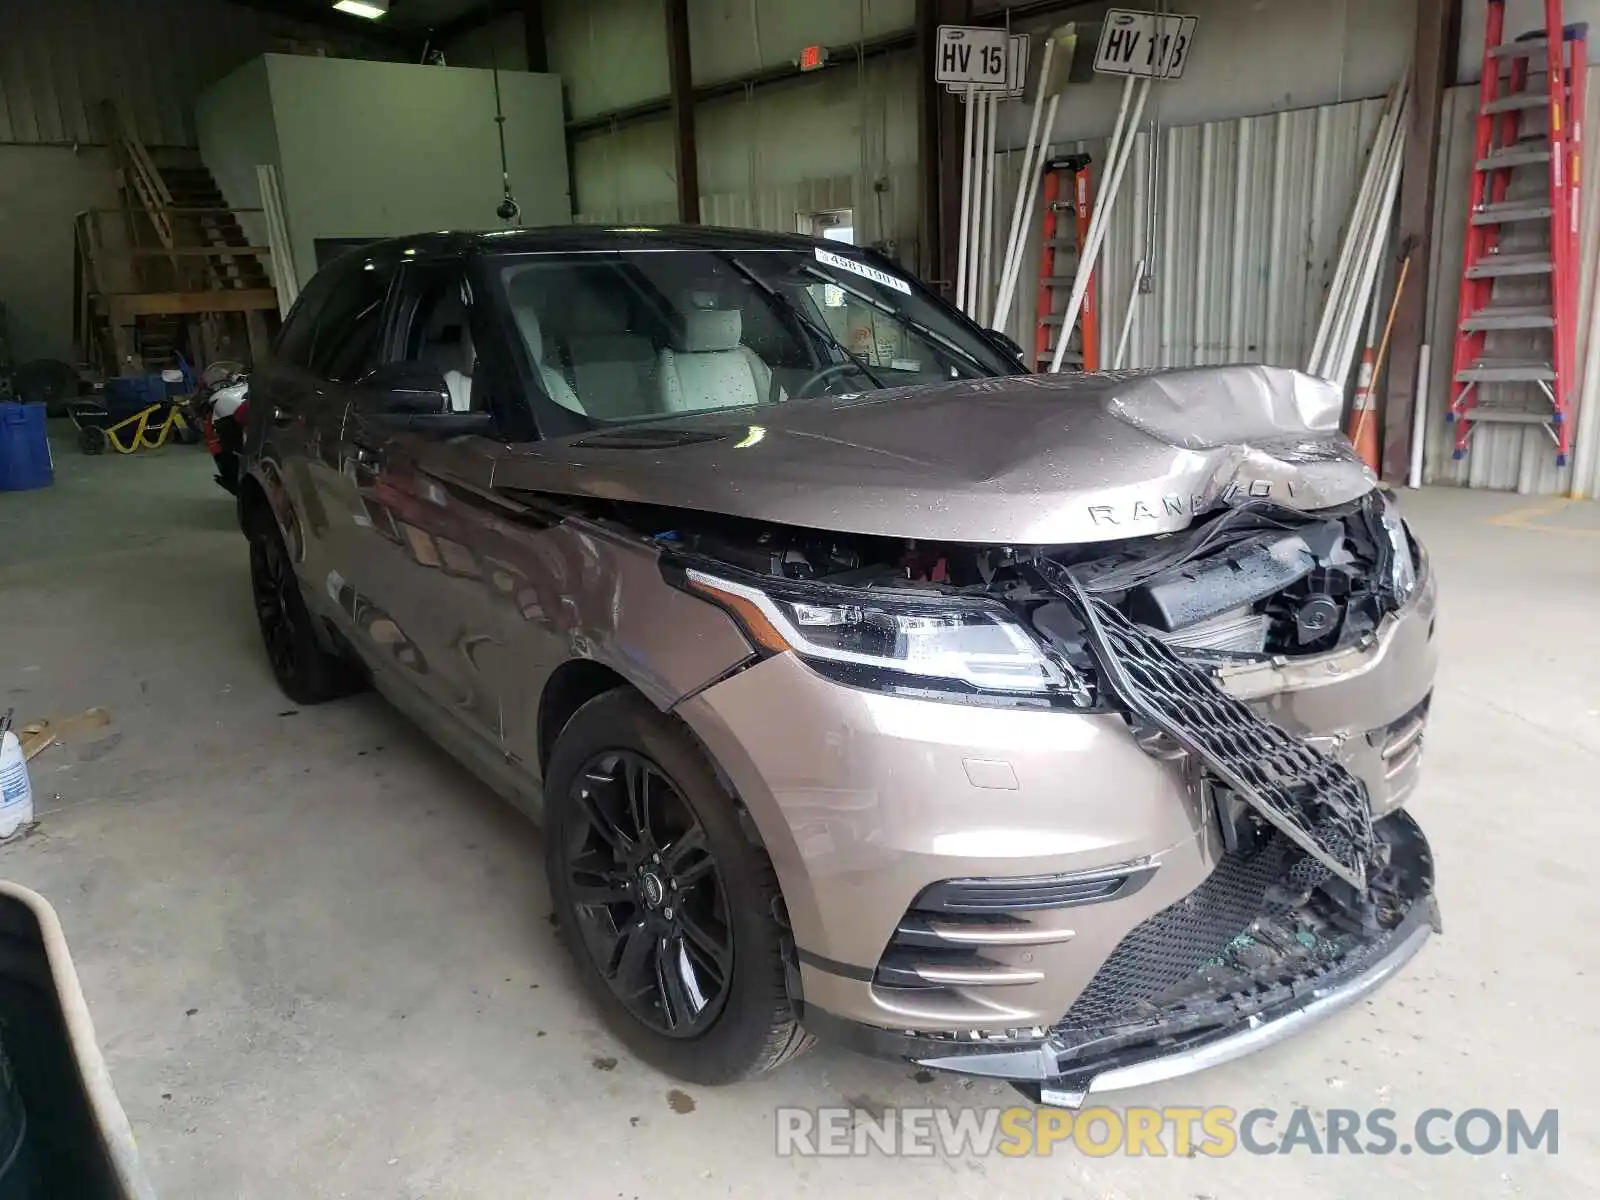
[250,524,301,686]
[563,749,733,1037]
[246,510,361,705]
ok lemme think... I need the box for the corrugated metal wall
[1421,84,1600,495]
[0,0,392,147]
[574,50,922,266]
[993,96,1387,376]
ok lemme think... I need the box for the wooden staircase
[157,162,274,293]
[74,102,283,377]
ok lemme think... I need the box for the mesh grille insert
[1046,567,1375,888]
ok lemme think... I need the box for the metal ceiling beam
[566,0,1100,139]
[1381,0,1460,482]
[567,29,916,136]
[664,0,699,223]
[522,0,548,72]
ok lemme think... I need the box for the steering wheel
[791,361,869,399]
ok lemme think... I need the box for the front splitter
[902,895,1439,1108]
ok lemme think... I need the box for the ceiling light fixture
[333,0,388,18]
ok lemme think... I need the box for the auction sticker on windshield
[815,248,912,295]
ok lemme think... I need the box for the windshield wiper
[725,255,888,391]
[794,264,989,372]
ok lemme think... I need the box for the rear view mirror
[358,362,452,415]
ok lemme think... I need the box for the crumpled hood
[489,364,1375,544]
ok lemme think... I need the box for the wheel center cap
[639,870,666,909]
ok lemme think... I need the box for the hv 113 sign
[1093,9,1199,79]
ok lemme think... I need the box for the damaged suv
[240,228,1438,1104]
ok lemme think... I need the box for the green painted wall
[0,145,117,365]
[194,56,282,275]
[260,55,570,284]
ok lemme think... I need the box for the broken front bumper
[803,809,1439,1103]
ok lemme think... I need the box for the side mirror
[985,329,1028,365]
[358,361,452,415]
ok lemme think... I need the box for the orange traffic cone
[1347,346,1381,472]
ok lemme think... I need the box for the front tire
[544,689,812,1084]
[246,508,361,705]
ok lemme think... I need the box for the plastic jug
[0,732,34,839]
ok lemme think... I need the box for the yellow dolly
[66,396,200,455]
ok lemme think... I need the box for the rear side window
[312,261,396,381]
[272,269,338,369]
[272,255,396,378]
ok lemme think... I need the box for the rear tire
[246,508,362,705]
[544,689,812,1084]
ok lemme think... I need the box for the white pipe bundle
[955,83,977,315]
[978,93,1000,325]
[1306,75,1411,382]
[1049,74,1149,373]
[992,26,1079,335]
[1326,126,1406,388]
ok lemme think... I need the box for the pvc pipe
[1568,89,1600,497]
[1309,77,1405,372]
[1569,254,1600,494]
[1316,111,1400,377]
[1113,261,1144,369]
[1050,77,1150,372]
[994,94,1062,335]
[979,92,1000,325]
[1307,76,1409,373]
[965,91,990,317]
[956,83,977,314]
[1317,106,1403,380]
[1327,127,1405,388]
[993,40,1056,330]
[1328,113,1408,380]
[1047,78,1139,373]
[1409,343,1431,488]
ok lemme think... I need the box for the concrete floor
[1,430,1596,1198]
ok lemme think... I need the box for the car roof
[357,224,850,260]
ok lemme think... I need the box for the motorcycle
[188,362,249,495]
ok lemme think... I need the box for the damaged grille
[1056,837,1295,1029]
[1044,567,1376,889]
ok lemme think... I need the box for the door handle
[271,406,292,426]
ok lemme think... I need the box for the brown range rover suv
[238,227,1438,1107]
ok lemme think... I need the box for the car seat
[512,308,584,414]
[655,309,774,413]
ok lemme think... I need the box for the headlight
[1374,490,1418,602]
[680,568,1091,705]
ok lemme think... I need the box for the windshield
[493,247,1019,426]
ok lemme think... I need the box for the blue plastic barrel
[0,405,53,493]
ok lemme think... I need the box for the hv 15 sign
[934,25,1010,89]
[1094,9,1199,79]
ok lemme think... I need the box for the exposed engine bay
[569,488,1420,910]
[634,490,1413,665]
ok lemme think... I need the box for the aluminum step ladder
[1033,154,1098,373]
[1448,0,1587,465]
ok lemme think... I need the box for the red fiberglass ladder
[1449,0,1587,465]
[1034,154,1099,373]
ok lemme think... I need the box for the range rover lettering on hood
[490,365,1377,545]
